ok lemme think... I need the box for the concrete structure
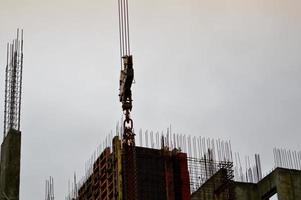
[0,129,22,200]
[76,136,190,200]
[191,167,301,200]
[190,168,234,200]
[70,132,301,200]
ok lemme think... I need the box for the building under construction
[74,136,190,200]
[0,29,24,200]
[64,130,301,200]
[64,0,301,198]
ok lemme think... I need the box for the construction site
[1,0,301,200]
[59,126,301,200]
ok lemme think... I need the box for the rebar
[3,29,24,139]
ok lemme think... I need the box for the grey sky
[1,0,301,199]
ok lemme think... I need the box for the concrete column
[0,129,21,200]
[276,168,301,200]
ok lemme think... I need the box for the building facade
[76,136,190,200]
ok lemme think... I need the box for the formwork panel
[173,152,191,200]
[135,147,166,200]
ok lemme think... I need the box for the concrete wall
[191,168,301,200]
[0,129,21,200]
[271,168,301,200]
[234,182,259,200]
[191,168,231,200]
[235,168,301,200]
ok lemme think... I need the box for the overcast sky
[1,0,301,199]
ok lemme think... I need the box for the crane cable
[118,0,135,147]
[118,0,131,60]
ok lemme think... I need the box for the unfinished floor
[191,167,301,200]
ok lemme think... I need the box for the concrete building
[191,167,301,200]
[0,30,24,200]
[70,133,301,200]
[75,136,190,200]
